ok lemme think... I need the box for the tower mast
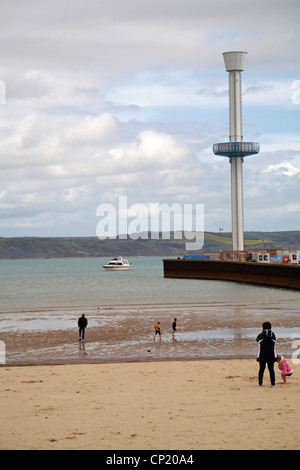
[213,51,259,251]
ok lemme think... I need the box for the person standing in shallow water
[78,314,88,341]
[172,318,177,339]
[256,321,277,386]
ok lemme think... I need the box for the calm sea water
[0,257,299,363]
[1,256,300,311]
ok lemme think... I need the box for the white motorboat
[102,256,131,271]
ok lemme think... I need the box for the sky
[0,0,299,238]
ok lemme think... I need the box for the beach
[1,358,299,450]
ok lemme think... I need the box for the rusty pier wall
[163,259,300,290]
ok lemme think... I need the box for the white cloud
[63,113,117,146]
[265,162,300,177]
[108,130,188,170]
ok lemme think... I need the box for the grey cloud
[0,0,299,73]
[0,0,299,236]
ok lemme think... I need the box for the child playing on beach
[277,355,293,383]
[154,321,161,342]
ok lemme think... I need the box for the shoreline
[2,317,299,367]
[3,354,257,368]
[1,358,299,450]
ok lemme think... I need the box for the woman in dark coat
[256,321,277,386]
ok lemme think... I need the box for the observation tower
[213,51,259,251]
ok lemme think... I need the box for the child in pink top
[277,355,293,383]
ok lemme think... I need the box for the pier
[163,258,300,290]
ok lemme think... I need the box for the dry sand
[0,359,299,450]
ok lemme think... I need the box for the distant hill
[0,231,299,259]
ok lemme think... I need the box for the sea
[0,257,299,364]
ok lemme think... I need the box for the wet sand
[1,359,299,450]
[2,305,299,365]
